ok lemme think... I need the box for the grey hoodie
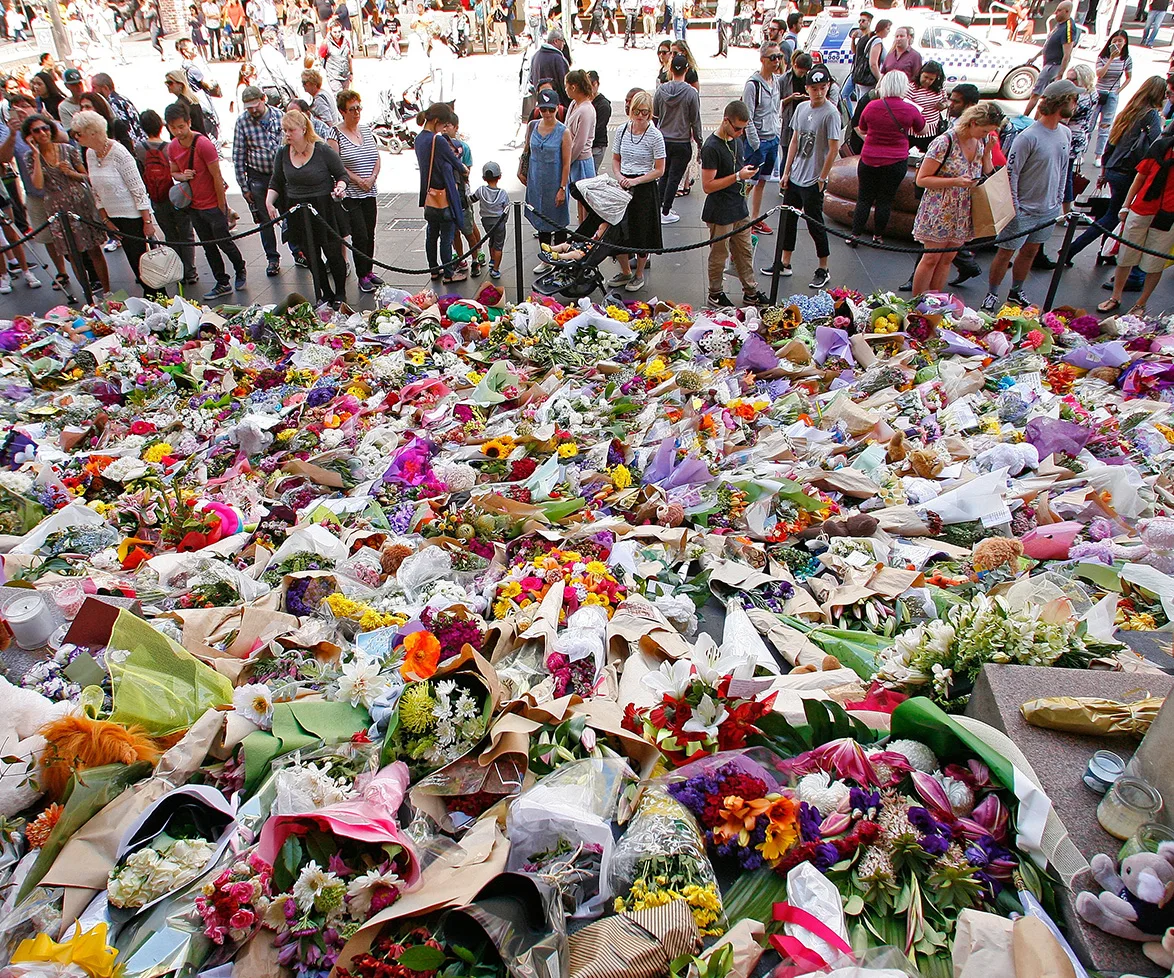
[742,70,782,150]
[653,80,702,144]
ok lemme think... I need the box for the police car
[807,9,1041,100]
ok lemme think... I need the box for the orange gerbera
[759,794,801,862]
[714,794,772,845]
[401,629,441,681]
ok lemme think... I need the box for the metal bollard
[513,201,524,303]
[57,212,93,306]
[1043,213,1080,313]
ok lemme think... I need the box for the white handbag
[139,241,183,290]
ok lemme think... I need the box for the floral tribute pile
[0,280,1168,978]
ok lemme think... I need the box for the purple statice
[284,578,317,616]
[388,501,415,534]
[305,386,337,408]
[812,842,841,870]
[750,579,795,613]
[798,801,823,843]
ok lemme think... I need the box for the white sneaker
[0,273,11,294]
[660,210,680,224]
[102,238,121,252]
[23,271,41,289]
[533,260,549,273]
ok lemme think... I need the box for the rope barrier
[67,204,302,248]
[0,219,52,256]
[307,206,511,276]
[1084,219,1174,264]
[522,203,782,255]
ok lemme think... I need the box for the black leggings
[659,139,692,215]
[852,158,908,237]
[343,195,378,278]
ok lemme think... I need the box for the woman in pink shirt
[851,71,924,243]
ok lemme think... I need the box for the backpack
[140,144,173,202]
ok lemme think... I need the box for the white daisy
[345,867,403,918]
[336,655,390,709]
[291,861,341,914]
[233,682,274,730]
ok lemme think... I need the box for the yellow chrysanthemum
[557,442,579,458]
[142,442,173,464]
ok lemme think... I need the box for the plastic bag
[608,785,725,937]
[506,758,637,918]
[270,741,382,816]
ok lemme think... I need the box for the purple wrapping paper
[814,326,854,366]
[1025,418,1091,458]
[643,437,712,489]
[1061,341,1131,370]
[736,333,780,372]
[940,330,988,357]
[382,434,434,486]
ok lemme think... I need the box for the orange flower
[401,629,441,681]
[714,794,772,845]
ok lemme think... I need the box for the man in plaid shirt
[232,85,284,276]
[91,74,147,145]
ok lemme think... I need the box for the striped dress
[332,124,380,198]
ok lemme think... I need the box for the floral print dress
[912,130,989,245]
[41,145,105,252]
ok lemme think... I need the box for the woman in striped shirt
[1093,31,1132,162]
[329,89,383,293]
[907,61,947,151]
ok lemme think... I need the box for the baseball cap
[536,88,559,110]
[63,68,82,84]
[242,85,266,105]
[670,52,688,73]
[806,64,832,86]
[483,160,502,179]
[1043,78,1080,98]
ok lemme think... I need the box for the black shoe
[760,263,791,276]
[204,281,233,300]
[266,260,280,276]
[949,262,981,286]
[1033,252,1058,270]
[234,270,247,290]
[809,267,831,289]
[708,291,734,307]
[742,291,769,306]
[899,276,913,292]
[293,252,309,268]
[1008,287,1033,307]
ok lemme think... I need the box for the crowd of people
[0,0,1171,311]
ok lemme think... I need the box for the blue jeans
[246,175,279,262]
[1069,169,1134,256]
[1089,90,1118,157]
[672,11,685,37]
[842,75,857,113]
[424,205,456,276]
[1144,8,1166,43]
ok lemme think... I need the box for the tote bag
[139,240,183,289]
[972,166,1015,239]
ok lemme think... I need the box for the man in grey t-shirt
[766,64,842,290]
[982,79,1076,312]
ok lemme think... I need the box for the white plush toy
[0,675,72,816]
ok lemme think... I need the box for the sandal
[53,273,76,302]
[1096,297,1121,313]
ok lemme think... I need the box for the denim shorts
[746,136,779,182]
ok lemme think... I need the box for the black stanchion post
[513,200,524,301]
[768,207,786,304]
[301,205,325,303]
[57,212,93,306]
[1043,213,1079,313]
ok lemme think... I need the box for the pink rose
[229,909,255,930]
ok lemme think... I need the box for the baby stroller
[532,176,631,300]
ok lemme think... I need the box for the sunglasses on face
[30,125,49,134]
[633,108,650,116]
[345,103,361,111]
[729,122,747,131]
[765,53,781,60]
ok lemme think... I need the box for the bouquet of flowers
[272,743,381,817]
[666,754,801,871]
[196,851,273,946]
[876,593,1094,711]
[336,919,505,978]
[622,659,777,766]
[382,672,493,781]
[490,546,625,623]
[108,837,216,909]
[609,785,725,937]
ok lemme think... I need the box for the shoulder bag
[516,120,537,183]
[168,139,198,209]
[425,133,449,210]
[139,239,183,289]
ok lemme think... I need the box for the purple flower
[306,386,336,407]
[964,844,989,866]
[798,802,823,843]
[849,787,880,815]
[920,833,950,856]
[738,846,764,870]
[813,842,840,870]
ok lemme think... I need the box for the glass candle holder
[1118,822,1174,862]
[1098,776,1164,841]
[1083,750,1125,794]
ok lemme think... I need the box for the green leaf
[304,829,337,868]
[397,946,447,972]
[843,894,864,916]
[451,945,476,965]
[273,835,303,892]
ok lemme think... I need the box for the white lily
[682,694,729,738]
[641,658,695,699]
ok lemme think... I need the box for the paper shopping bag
[972,167,1015,239]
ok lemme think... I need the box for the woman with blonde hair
[165,69,210,136]
[1067,75,1166,263]
[303,68,340,126]
[266,108,350,304]
[72,109,159,295]
[911,102,1003,295]
[608,88,665,292]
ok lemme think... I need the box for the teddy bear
[0,675,72,817]
[1076,843,1174,943]
[1142,928,1174,976]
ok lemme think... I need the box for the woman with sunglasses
[608,89,664,292]
[329,89,383,293]
[522,88,571,271]
[654,41,671,86]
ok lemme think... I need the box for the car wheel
[388,137,403,154]
[1000,66,1038,100]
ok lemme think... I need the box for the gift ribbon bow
[769,902,853,978]
[12,923,120,978]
